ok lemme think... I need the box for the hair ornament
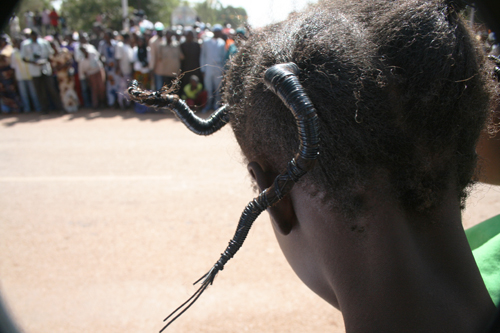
[128,63,320,331]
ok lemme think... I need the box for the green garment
[182,82,203,100]
[465,214,500,306]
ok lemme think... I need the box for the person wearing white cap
[149,21,165,90]
[199,23,226,113]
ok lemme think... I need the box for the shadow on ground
[0,108,183,127]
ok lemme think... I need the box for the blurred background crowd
[0,3,247,115]
[0,2,498,116]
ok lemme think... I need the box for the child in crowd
[181,75,206,111]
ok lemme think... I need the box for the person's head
[104,29,113,43]
[64,32,73,43]
[186,30,194,43]
[223,0,494,303]
[136,34,146,47]
[154,22,164,37]
[92,22,102,35]
[80,32,88,45]
[0,34,7,48]
[13,38,22,50]
[121,32,130,44]
[29,29,38,42]
[49,40,59,54]
[166,30,173,43]
[189,75,199,88]
[212,24,223,39]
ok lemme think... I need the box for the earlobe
[247,161,297,235]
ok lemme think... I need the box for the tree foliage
[14,0,52,29]
[194,0,247,27]
[15,0,246,33]
[60,0,180,32]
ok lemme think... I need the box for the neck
[293,182,496,332]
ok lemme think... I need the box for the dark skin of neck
[248,161,496,332]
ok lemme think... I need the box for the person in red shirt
[48,8,59,34]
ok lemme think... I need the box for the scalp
[223,0,493,214]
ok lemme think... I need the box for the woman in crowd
[0,34,21,113]
[48,39,78,112]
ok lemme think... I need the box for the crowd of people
[0,9,246,115]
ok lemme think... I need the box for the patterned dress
[0,45,21,113]
[51,48,78,112]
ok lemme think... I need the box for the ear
[247,161,297,235]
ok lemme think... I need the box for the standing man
[199,24,225,113]
[114,32,134,109]
[48,8,59,34]
[155,30,183,90]
[11,37,41,113]
[98,30,118,107]
[148,22,164,90]
[75,33,97,108]
[180,30,202,92]
[20,29,63,114]
[41,9,50,36]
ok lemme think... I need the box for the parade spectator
[98,30,118,107]
[33,11,42,34]
[225,27,245,63]
[132,34,150,88]
[155,30,183,90]
[0,34,21,113]
[148,21,164,90]
[49,41,79,112]
[75,33,94,108]
[115,32,134,109]
[199,24,225,112]
[0,34,13,61]
[49,8,59,34]
[89,23,103,50]
[180,30,202,91]
[181,75,206,111]
[10,37,41,113]
[9,16,20,39]
[42,9,50,36]
[132,34,150,113]
[21,29,63,114]
[78,45,105,109]
[24,11,34,30]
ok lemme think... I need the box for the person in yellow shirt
[181,75,206,111]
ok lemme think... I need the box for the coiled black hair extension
[128,82,230,136]
[128,63,320,331]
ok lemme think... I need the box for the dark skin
[166,31,173,45]
[213,30,223,40]
[247,161,496,332]
[186,31,194,43]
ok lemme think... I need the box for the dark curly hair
[223,0,494,214]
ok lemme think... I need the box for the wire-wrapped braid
[154,63,320,331]
[127,80,229,136]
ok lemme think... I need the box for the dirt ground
[1,110,499,333]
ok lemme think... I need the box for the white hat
[154,22,165,31]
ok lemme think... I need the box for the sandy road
[0,110,499,333]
